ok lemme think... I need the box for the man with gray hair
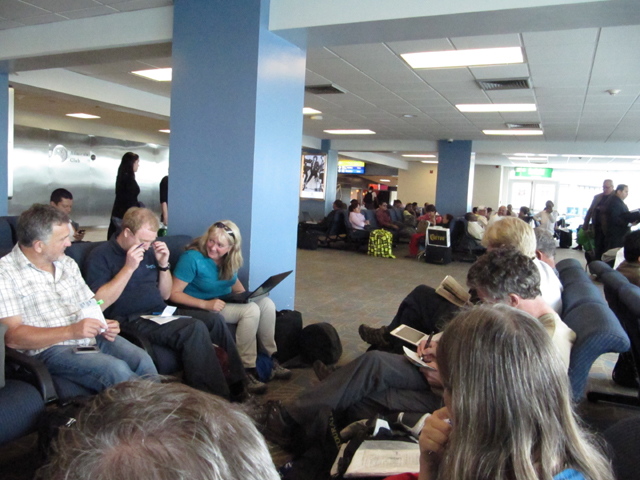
[0,204,156,393]
[583,179,614,260]
[38,380,280,480]
[534,226,557,270]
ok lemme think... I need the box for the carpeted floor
[1,240,639,478]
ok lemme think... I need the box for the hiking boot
[246,372,268,395]
[358,324,390,347]
[270,358,292,381]
[264,400,295,449]
[313,360,339,381]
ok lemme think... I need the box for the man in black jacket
[605,184,640,250]
[583,179,613,260]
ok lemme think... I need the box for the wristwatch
[157,263,171,272]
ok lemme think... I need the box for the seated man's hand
[101,320,120,342]
[152,241,170,268]
[72,318,105,339]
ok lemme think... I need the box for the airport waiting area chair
[556,258,631,400]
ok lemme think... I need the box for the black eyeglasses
[214,222,235,240]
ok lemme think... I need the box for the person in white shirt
[535,200,559,235]
[348,204,369,231]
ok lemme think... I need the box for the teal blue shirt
[173,250,238,299]
[554,469,585,480]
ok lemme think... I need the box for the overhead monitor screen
[338,160,365,174]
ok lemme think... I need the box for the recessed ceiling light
[379,179,390,182]
[402,114,417,118]
[456,104,536,112]
[401,46,523,69]
[483,129,543,136]
[303,107,322,115]
[324,129,376,135]
[507,156,548,161]
[66,113,100,119]
[402,154,436,158]
[159,129,170,133]
[421,160,438,164]
[131,68,173,81]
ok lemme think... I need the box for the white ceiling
[3,1,640,169]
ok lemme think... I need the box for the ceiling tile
[60,6,119,19]
[522,28,599,47]
[0,0,48,19]
[414,68,475,83]
[385,38,454,55]
[108,0,173,13]
[0,18,23,29]
[16,13,66,25]
[534,87,587,97]
[529,62,591,79]
[532,75,589,89]
[525,44,596,65]
[24,0,101,13]
[469,63,530,80]
[598,25,640,44]
[450,34,521,50]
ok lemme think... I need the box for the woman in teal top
[415,305,613,480]
[171,220,291,393]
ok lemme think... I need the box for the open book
[435,275,471,307]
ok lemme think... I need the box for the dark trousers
[124,308,245,399]
[286,351,441,440]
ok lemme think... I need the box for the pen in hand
[421,331,435,362]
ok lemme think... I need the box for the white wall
[472,164,503,209]
[397,162,438,206]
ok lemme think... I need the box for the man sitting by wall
[50,188,84,242]
[0,204,157,392]
[85,207,256,399]
[616,230,640,287]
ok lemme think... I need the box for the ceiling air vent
[506,123,541,129]
[305,84,346,95]
[476,78,530,91]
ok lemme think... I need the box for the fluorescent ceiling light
[159,129,170,133]
[131,68,173,81]
[421,160,438,164]
[508,156,548,161]
[379,179,390,182]
[66,113,100,119]
[324,129,376,135]
[562,154,640,159]
[303,107,322,115]
[456,103,536,113]
[402,154,436,158]
[483,129,543,136]
[401,46,523,69]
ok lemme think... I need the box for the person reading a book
[416,305,612,480]
[169,220,291,390]
[86,207,253,399]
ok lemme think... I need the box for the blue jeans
[35,336,157,393]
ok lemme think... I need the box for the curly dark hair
[466,248,541,302]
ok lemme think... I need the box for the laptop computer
[218,270,293,304]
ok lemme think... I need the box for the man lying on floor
[263,248,575,451]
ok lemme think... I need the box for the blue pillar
[435,140,473,216]
[0,76,8,216]
[169,0,306,308]
[321,139,338,214]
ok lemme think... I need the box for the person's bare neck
[518,296,554,319]
[19,245,54,274]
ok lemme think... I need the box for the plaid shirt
[0,244,95,355]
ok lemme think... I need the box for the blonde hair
[482,216,536,257]
[122,207,160,234]
[188,220,242,280]
[436,305,614,480]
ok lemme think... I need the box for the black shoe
[264,400,296,450]
[313,360,339,381]
[270,358,292,380]
[358,324,390,347]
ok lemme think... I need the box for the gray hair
[482,216,536,258]
[466,248,541,301]
[534,227,556,259]
[17,204,69,247]
[38,381,280,480]
[436,305,614,480]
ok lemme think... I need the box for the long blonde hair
[187,220,243,281]
[436,305,614,480]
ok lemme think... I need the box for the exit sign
[515,167,553,178]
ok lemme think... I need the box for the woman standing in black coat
[108,152,140,239]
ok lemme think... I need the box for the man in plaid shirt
[0,204,156,393]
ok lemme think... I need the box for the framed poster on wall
[300,154,326,199]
